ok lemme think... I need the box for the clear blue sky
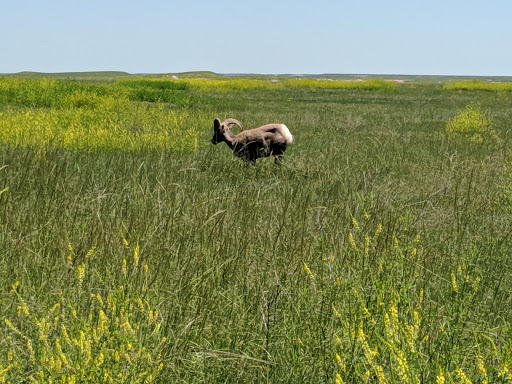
[1,0,511,75]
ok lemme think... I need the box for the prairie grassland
[1,77,512,383]
[284,78,398,90]
[120,77,398,93]
[444,80,512,92]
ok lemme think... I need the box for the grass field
[1,75,512,383]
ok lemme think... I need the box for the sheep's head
[211,118,224,145]
[211,118,243,144]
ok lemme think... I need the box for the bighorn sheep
[211,118,294,163]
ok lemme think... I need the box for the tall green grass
[1,76,512,383]
[3,242,166,383]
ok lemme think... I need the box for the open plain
[1,74,512,383]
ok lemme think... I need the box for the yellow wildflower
[395,350,409,383]
[96,293,104,308]
[472,276,481,293]
[476,350,488,384]
[67,242,73,265]
[451,272,459,293]
[94,352,105,367]
[456,367,472,384]
[76,263,85,286]
[27,339,35,362]
[121,320,134,334]
[336,353,346,372]
[351,214,360,230]
[436,368,445,384]
[50,303,60,313]
[303,262,314,279]
[348,232,357,250]
[0,364,13,383]
[10,281,20,295]
[85,245,96,259]
[373,223,383,242]
[98,310,109,333]
[17,300,30,317]
[36,317,50,347]
[137,297,145,312]
[498,361,509,378]
[55,339,69,367]
[61,324,72,345]
[332,304,341,318]
[133,243,140,267]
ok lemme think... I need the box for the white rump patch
[281,124,294,145]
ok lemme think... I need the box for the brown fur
[211,118,294,163]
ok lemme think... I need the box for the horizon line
[2,70,512,79]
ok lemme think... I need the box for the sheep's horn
[222,118,244,131]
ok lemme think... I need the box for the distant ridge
[7,71,131,79]
[2,71,511,83]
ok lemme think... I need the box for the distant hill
[166,71,223,79]
[6,71,131,80]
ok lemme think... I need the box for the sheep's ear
[214,118,221,129]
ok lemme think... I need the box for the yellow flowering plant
[1,241,167,383]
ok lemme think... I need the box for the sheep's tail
[281,124,294,145]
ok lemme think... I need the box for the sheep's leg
[242,152,257,165]
[274,155,283,165]
[242,155,257,166]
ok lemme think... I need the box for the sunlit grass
[0,104,207,152]
[0,78,208,152]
